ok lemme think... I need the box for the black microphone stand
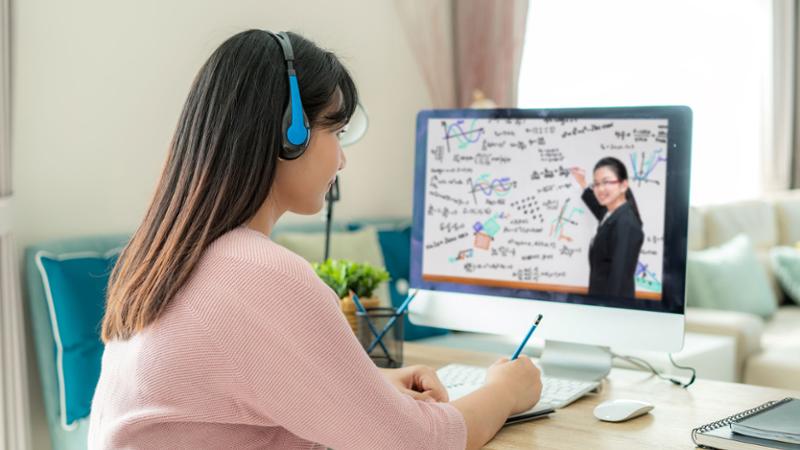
[323,177,340,261]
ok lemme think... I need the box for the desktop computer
[407,106,692,412]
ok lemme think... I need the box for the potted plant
[312,259,390,332]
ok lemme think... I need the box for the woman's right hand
[451,356,543,449]
[570,167,588,190]
[485,356,542,415]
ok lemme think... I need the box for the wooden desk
[405,342,800,449]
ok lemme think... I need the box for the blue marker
[511,314,543,360]
[365,290,419,354]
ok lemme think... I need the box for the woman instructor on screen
[570,157,644,298]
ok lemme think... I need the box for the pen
[511,314,543,360]
[351,292,394,362]
[365,289,419,354]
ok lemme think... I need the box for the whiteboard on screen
[421,117,667,299]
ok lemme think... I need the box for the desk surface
[405,342,800,450]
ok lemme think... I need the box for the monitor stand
[539,340,611,381]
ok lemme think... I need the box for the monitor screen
[411,107,692,315]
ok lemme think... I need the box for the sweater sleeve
[190,256,467,450]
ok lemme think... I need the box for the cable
[609,350,696,389]
[668,353,697,388]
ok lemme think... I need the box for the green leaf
[312,258,389,299]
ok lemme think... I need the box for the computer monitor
[409,106,692,379]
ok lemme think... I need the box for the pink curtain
[395,0,530,108]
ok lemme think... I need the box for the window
[518,0,772,205]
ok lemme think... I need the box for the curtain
[767,0,796,191]
[0,0,31,447]
[791,0,800,188]
[394,0,457,108]
[452,0,529,108]
[395,0,530,108]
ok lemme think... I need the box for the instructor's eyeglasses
[590,179,621,190]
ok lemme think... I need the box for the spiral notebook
[692,398,800,450]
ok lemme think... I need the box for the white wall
[12,2,431,448]
[13,0,431,250]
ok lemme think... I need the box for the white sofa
[685,190,800,389]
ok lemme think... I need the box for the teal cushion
[35,249,120,429]
[377,226,449,341]
[686,234,777,318]
[770,246,800,305]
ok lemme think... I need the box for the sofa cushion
[34,248,120,429]
[771,247,800,305]
[687,206,705,251]
[744,347,800,390]
[684,307,764,381]
[704,200,777,250]
[687,234,778,319]
[756,249,783,304]
[759,306,800,350]
[771,190,800,246]
[744,308,800,389]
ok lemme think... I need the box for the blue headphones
[267,31,311,160]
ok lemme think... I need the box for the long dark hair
[594,156,642,225]
[102,30,358,342]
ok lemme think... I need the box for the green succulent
[312,259,390,299]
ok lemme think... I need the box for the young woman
[570,157,644,298]
[88,30,542,450]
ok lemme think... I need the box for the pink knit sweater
[88,226,467,449]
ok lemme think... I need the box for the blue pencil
[365,290,419,354]
[511,314,543,360]
[351,293,394,361]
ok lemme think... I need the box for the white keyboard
[437,363,599,410]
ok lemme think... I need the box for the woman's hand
[379,365,449,402]
[451,357,542,450]
[570,167,588,190]
[484,356,542,415]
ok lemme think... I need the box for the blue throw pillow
[35,249,120,429]
[377,226,449,340]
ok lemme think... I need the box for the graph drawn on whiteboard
[468,174,516,204]
[442,119,484,152]
[630,149,667,186]
[548,198,585,242]
[422,117,668,300]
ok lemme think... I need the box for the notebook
[731,398,800,445]
[692,398,800,450]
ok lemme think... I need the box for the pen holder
[355,307,406,369]
[340,294,380,333]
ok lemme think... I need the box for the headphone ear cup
[279,105,310,160]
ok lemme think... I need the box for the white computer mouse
[593,399,654,422]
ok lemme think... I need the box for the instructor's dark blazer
[581,188,644,298]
